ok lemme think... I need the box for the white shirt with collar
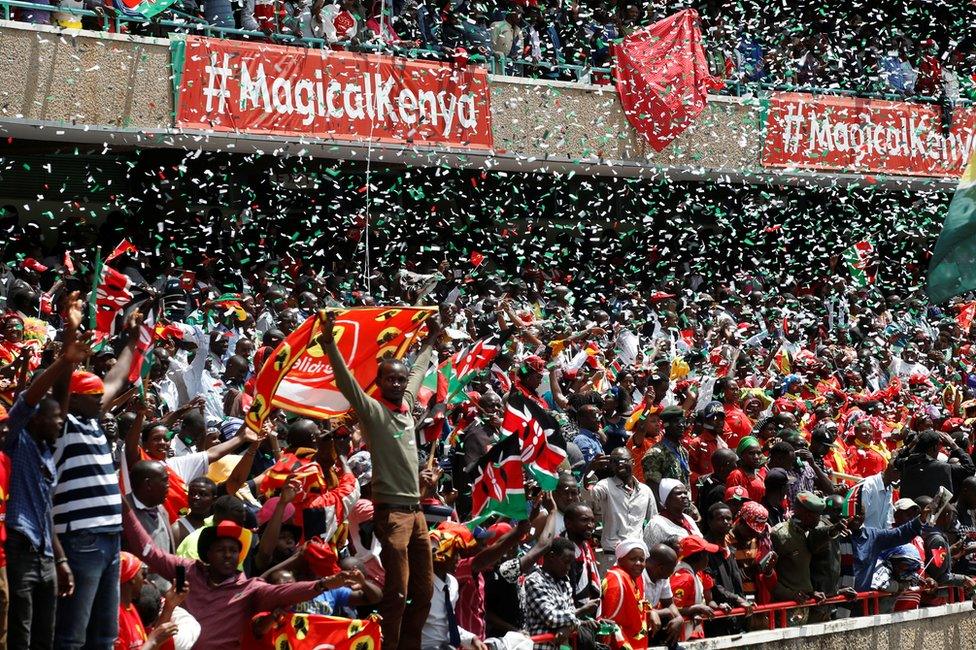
[859,473,894,530]
[588,476,657,552]
[422,573,476,650]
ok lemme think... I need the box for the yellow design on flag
[246,307,435,431]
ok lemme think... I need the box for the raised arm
[124,400,151,473]
[22,337,90,407]
[250,571,358,611]
[520,495,559,572]
[101,310,143,414]
[320,311,373,416]
[254,477,301,573]
[122,500,190,580]
[205,423,263,464]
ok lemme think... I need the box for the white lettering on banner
[239,62,271,112]
[290,357,333,375]
[782,106,976,168]
[204,58,480,138]
[203,52,233,113]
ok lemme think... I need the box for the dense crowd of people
[1,210,976,650]
[9,0,976,97]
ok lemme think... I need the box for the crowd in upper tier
[10,0,976,99]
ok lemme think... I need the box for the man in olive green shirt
[322,310,439,650]
[770,492,831,611]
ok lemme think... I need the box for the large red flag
[245,307,436,431]
[614,9,722,152]
[242,613,381,650]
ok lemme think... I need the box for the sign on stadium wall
[762,92,976,178]
[171,36,493,150]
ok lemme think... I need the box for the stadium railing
[528,586,972,647]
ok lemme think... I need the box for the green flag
[927,155,976,304]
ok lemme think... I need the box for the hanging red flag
[614,9,722,152]
[470,250,485,267]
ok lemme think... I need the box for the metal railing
[528,586,972,647]
[0,0,969,103]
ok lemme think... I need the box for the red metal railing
[528,586,971,645]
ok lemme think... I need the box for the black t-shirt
[484,561,522,637]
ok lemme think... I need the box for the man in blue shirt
[4,320,90,650]
[572,404,604,465]
[844,508,926,592]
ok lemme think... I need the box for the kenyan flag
[89,252,134,344]
[502,393,568,491]
[420,333,507,405]
[113,0,177,18]
[842,240,875,287]
[470,434,528,522]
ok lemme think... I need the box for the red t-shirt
[116,604,147,650]
[726,467,766,502]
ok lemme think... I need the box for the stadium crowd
[0,211,975,650]
[9,0,976,99]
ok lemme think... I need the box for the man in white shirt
[422,525,486,650]
[588,447,657,571]
[858,461,899,530]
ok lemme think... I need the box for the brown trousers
[374,509,434,650]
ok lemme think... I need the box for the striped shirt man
[52,414,122,534]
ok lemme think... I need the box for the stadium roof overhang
[0,117,956,194]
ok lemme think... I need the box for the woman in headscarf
[643,479,701,548]
[601,539,650,649]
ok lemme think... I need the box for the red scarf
[514,379,548,410]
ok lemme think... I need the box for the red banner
[242,613,381,650]
[614,9,722,152]
[762,92,976,177]
[245,307,435,430]
[174,36,493,150]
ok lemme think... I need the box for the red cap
[487,522,513,546]
[724,485,749,502]
[679,535,721,558]
[304,538,340,577]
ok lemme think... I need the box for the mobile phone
[175,565,186,592]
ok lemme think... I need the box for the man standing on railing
[321,310,439,650]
